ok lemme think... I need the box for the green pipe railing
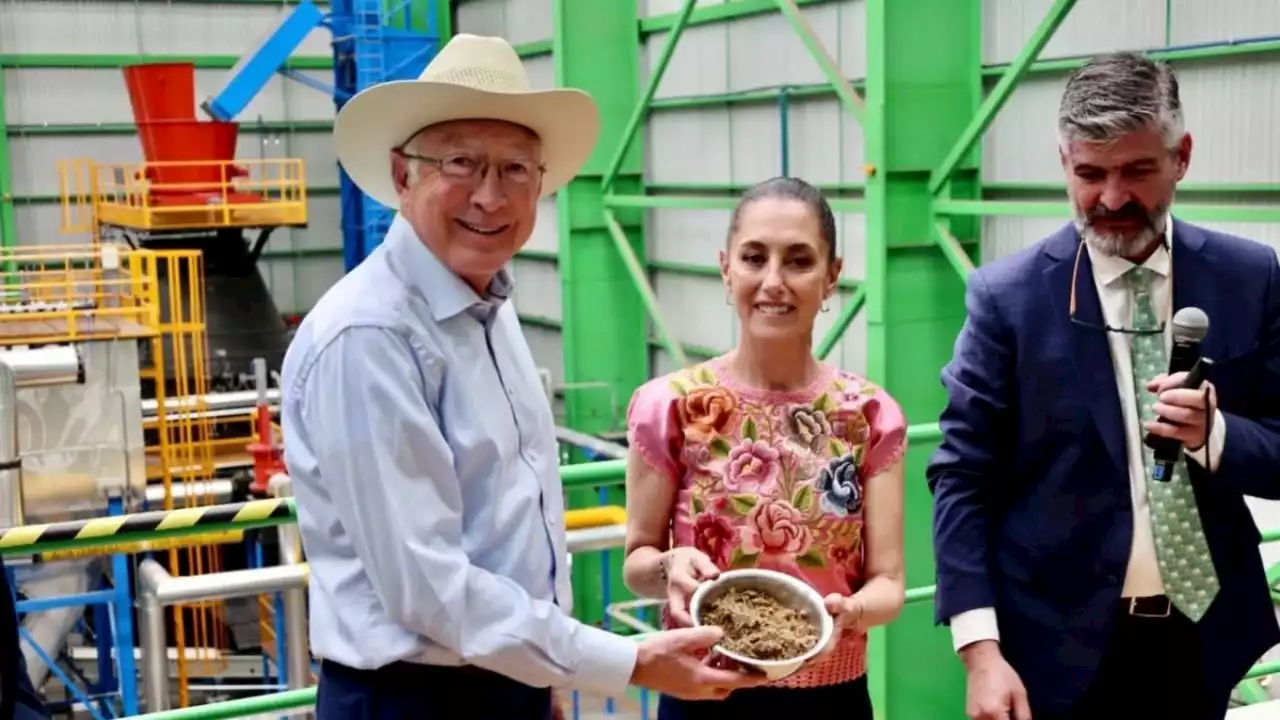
[128,688,316,720]
[0,421,1261,717]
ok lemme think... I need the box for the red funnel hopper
[138,121,243,192]
[123,63,196,125]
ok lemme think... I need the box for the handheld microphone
[1145,306,1210,482]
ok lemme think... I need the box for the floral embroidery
[675,381,738,442]
[815,455,862,517]
[724,440,782,494]
[668,362,891,576]
[691,512,736,567]
[789,406,832,450]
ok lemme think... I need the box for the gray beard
[1073,205,1168,258]
[1078,222,1162,257]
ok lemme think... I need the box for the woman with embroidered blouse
[622,177,907,718]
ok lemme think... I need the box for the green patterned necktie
[1127,266,1219,621]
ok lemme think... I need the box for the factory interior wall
[5,0,1280,715]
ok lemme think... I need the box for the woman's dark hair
[726,176,839,265]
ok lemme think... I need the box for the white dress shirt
[281,216,638,693]
[951,222,1228,652]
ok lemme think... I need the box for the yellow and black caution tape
[0,498,296,557]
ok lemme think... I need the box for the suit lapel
[1169,219,1228,361]
[1042,227,1127,472]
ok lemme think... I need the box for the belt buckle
[1129,596,1171,618]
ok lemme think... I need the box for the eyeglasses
[1068,239,1167,336]
[394,149,545,188]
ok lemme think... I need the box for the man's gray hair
[1057,52,1184,150]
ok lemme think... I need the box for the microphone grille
[1172,306,1209,342]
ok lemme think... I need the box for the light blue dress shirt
[280,216,638,697]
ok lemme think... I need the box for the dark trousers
[1046,596,1222,720]
[317,659,554,720]
[657,675,873,719]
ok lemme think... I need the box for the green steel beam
[862,0,983,714]
[637,37,1280,114]
[772,0,865,126]
[928,0,1077,195]
[0,43,544,70]
[638,0,839,35]
[552,0,649,629]
[981,36,1280,76]
[935,198,1280,223]
[0,70,16,253]
[6,121,332,136]
[600,0,697,193]
[0,53,332,70]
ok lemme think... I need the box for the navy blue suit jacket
[927,219,1280,715]
[0,556,47,719]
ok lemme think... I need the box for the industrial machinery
[0,242,222,716]
[11,1,443,712]
[200,0,443,270]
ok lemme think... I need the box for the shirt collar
[385,214,514,322]
[1086,214,1173,287]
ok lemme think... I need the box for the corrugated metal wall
[0,0,343,316]
[5,0,1280,388]
[453,0,564,382]
[983,0,1280,260]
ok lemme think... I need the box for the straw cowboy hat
[333,33,601,208]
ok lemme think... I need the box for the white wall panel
[0,0,331,56]
[4,68,336,126]
[456,0,553,46]
[522,327,565,388]
[510,258,562,322]
[526,197,560,253]
[638,2,869,375]
[640,0,727,17]
[982,0,1165,65]
[1169,0,1280,44]
[982,54,1280,262]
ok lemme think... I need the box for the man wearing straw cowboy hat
[281,33,765,719]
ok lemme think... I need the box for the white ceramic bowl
[689,568,834,681]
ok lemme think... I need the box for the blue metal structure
[11,495,138,717]
[202,0,443,272]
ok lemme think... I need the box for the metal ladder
[351,0,393,245]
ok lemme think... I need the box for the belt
[1123,595,1172,618]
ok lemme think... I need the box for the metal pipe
[0,346,81,386]
[270,474,312,702]
[0,347,84,529]
[137,559,172,711]
[156,564,309,605]
[143,479,234,505]
[554,426,628,460]
[564,524,626,554]
[140,389,280,418]
[0,362,19,529]
[138,558,311,710]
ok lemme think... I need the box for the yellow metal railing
[0,243,157,345]
[139,249,231,704]
[58,157,308,232]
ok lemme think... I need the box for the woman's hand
[663,547,721,626]
[823,592,867,633]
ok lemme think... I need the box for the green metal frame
[550,0,650,628]
[6,0,1280,713]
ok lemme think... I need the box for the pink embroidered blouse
[626,355,908,689]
